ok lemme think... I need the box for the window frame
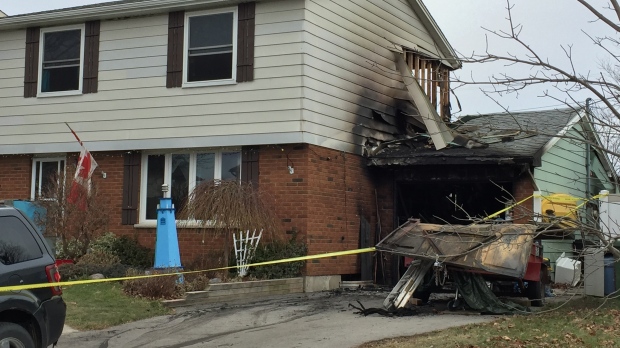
[139,149,241,224]
[182,7,238,88]
[37,24,85,97]
[31,157,66,200]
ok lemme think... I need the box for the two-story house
[0,0,460,287]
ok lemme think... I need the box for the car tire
[0,322,35,348]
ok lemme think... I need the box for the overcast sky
[0,0,613,116]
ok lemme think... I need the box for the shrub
[77,250,121,266]
[122,269,181,300]
[55,238,85,260]
[89,232,118,255]
[111,236,153,268]
[180,274,210,292]
[249,239,307,279]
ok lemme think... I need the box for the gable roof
[407,0,460,69]
[369,108,580,166]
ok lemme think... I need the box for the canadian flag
[66,124,98,210]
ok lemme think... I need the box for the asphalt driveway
[58,289,494,348]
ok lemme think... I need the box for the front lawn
[360,297,620,348]
[62,282,172,330]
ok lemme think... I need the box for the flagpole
[65,122,84,147]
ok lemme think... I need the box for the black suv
[0,202,66,348]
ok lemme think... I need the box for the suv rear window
[0,216,43,265]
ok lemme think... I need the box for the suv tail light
[45,264,62,296]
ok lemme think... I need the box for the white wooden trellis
[233,229,263,277]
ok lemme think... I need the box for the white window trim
[182,7,238,88]
[37,24,85,97]
[137,149,241,225]
[31,157,66,200]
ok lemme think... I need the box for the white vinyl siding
[0,2,305,154]
[300,0,444,153]
[0,0,447,156]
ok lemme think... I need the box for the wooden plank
[426,61,432,102]
[414,54,419,80]
[431,62,438,109]
[360,217,373,281]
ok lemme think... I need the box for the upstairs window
[25,22,99,98]
[184,9,237,86]
[39,26,84,95]
[166,4,254,88]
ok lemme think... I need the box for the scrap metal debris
[349,300,418,317]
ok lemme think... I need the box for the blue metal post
[154,185,182,270]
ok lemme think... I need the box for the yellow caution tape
[474,191,610,225]
[0,247,376,292]
[533,194,584,203]
[480,195,533,222]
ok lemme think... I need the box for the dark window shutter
[83,20,100,94]
[241,146,259,187]
[24,27,40,98]
[122,152,141,225]
[237,2,255,82]
[167,11,184,88]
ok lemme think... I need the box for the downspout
[585,98,592,200]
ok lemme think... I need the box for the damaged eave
[368,156,520,166]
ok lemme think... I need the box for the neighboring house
[0,11,6,18]
[369,108,616,281]
[0,0,460,287]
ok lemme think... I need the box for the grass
[359,297,620,348]
[62,282,172,330]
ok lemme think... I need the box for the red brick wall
[0,146,382,277]
[304,145,377,276]
[256,144,379,276]
[0,155,33,200]
[513,173,535,224]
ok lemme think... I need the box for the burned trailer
[377,219,546,311]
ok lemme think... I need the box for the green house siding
[534,122,615,277]
[535,124,614,198]
[535,127,589,198]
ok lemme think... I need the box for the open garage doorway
[395,181,514,226]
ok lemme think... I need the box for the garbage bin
[604,255,616,296]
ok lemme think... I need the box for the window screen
[42,29,81,92]
[187,12,234,82]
